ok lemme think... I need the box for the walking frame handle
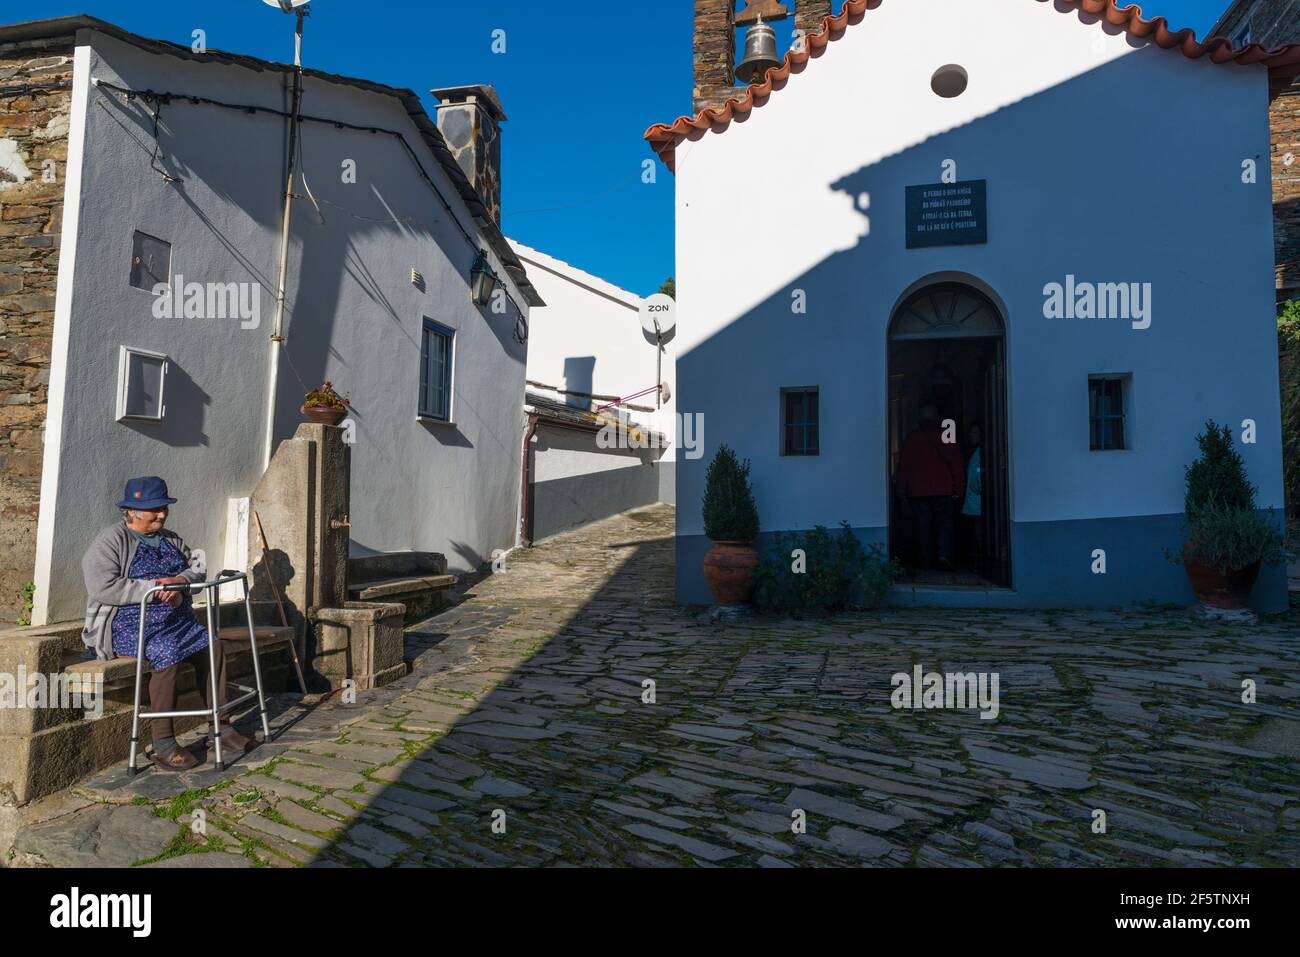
[136,570,249,606]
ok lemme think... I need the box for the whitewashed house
[646,0,1300,610]
[509,239,676,542]
[0,16,543,626]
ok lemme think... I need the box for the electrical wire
[93,79,529,344]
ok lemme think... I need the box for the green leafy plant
[702,444,759,542]
[302,381,350,411]
[658,276,675,300]
[1182,501,1284,575]
[1173,420,1283,573]
[751,523,900,615]
[15,580,34,626]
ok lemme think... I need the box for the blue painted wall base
[676,511,1288,613]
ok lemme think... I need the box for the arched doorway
[887,281,1010,586]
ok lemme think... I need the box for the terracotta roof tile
[644,0,1300,172]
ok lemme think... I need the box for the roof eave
[0,14,544,307]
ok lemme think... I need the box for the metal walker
[127,571,271,775]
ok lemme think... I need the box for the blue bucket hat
[117,476,177,510]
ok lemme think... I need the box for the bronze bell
[735,16,781,85]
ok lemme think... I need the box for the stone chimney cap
[430,84,507,122]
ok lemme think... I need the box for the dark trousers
[148,640,228,741]
[911,497,954,568]
[960,513,984,568]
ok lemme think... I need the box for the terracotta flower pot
[703,540,759,606]
[1183,544,1260,609]
[301,404,347,427]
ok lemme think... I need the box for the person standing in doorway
[895,405,965,569]
[961,423,983,569]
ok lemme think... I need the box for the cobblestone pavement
[10,504,1300,867]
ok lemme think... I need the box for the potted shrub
[701,444,760,605]
[1177,420,1283,608]
[301,381,350,427]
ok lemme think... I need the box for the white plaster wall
[674,0,1281,535]
[511,239,678,474]
[531,422,662,539]
[533,428,656,482]
[32,31,527,623]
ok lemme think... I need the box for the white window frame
[116,345,169,422]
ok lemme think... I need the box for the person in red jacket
[895,405,965,569]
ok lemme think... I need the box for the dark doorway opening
[887,282,1010,587]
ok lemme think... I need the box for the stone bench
[0,621,294,804]
[347,574,457,623]
[62,625,294,684]
[346,551,456,624]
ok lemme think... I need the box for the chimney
[697,2,828,115]
[431,85,507,225]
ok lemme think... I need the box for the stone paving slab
[7,504,1300,867]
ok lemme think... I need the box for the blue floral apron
[111,539,209,669]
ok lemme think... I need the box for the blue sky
[0,1,1239,296]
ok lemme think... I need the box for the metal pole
[244,577,272,740]
[656,338,662,409]
[254,509,307,693]
[205,596,224,772]
[261,9,306,469]
[127,598,148,776]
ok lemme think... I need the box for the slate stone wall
[0,41,72,622]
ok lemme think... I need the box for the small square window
[130,231,171,291]
[117,346,168,421]
[1088,375,1127,450]
[419,319,455,421]
[781,387,819,456]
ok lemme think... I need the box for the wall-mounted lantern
[470,249,499,306]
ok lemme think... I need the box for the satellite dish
[639,293,676,342]
[263,0,311,10]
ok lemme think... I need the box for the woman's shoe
[211,727,253,754]
[150,745,200,772]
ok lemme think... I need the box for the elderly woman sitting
[82,476,251,771]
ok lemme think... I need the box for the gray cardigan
[81,523,206,660]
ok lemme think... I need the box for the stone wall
[795,0,832,37]
[694,0,737,115]
[1272,92,1300,297]
[0,42,72,623]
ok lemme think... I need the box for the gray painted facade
[32,25,532,625]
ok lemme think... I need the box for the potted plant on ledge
[701,444,761,606]
[301,381,350,427]
[1177,420,1283,611]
